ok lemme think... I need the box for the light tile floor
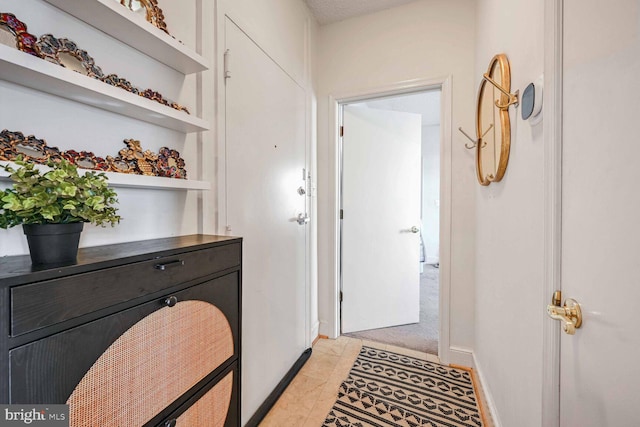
[258,336,441,427]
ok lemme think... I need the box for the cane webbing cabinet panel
[0,235,242,427]
[175,370,235,426]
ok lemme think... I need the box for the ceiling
[304,0,419,25]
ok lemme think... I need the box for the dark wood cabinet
[0,235,242,427]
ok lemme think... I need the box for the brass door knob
[547,292,582,335]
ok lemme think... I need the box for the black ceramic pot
[22,222,84,265]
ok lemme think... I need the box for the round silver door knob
[410,226,420,233]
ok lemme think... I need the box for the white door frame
[542,0,563,425]
[328,76,453,362]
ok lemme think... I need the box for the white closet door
[559,1,640,425]
[341,105,422,333]
[224,18,307,423]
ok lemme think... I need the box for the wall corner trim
[319,320,337,339]
[472,352,503,427]
[310,321,320,343]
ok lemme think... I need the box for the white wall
[0,0,208,255]
[217,0,312,88]
[474,0,545,425]
[316,0,477,358]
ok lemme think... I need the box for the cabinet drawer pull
[164,419,177,427]
[154,260,184,271]
[164,296,178,307]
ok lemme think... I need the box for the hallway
[259,336,440,426]
[344,265,439,354]
[260,336,494,427]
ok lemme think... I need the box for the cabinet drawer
[9,273,239,406]
[11,243,240,336]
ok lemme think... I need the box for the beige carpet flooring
[343,264,439,355]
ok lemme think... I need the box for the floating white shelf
[0,161,211,191]
[43,0,209,74]
[0,45,210,133]
[98,171,211,190]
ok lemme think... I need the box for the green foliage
[0,158,121,229]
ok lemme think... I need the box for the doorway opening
[338,89,442,356]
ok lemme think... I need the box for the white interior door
[559,1,640,424]
[224,18,307,424]
[341,105,421,333]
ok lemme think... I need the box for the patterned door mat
[323,347,484,427]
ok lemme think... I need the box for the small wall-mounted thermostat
[521,75,543,124]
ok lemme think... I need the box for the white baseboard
[473,352,502,427]
[310,321,319,344]
[448,345,474,367]
[319,320,337,338]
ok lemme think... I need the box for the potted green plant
[0,158,120,265]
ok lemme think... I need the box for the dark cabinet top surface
[0,234,242,287]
